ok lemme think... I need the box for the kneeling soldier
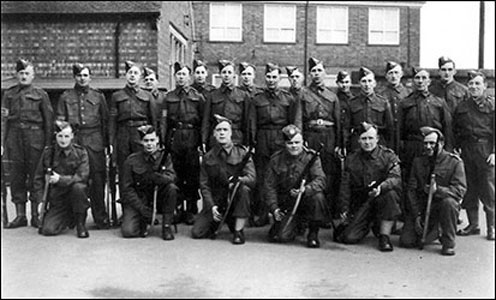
[34,121,90,238]
[120,125,178,240]
[192,115,256,244]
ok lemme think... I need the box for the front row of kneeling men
[33,114,466,256]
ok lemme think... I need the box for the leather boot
[75,213,89,238]
[30,202,40,228]
[306,223,320,248]
[232,229,245,245]
[162,213,175,240]
[457,210,480,236]
[486,212,495,241]
[378,234,393,252]
[5,204,27,229]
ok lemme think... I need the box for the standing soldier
[109,61,157,177]
[377,61,412,153]
[191,59,216,98]
[429,56,468,114]
[453,71,495,240]
[345,67,393,152]
[57,63,110,229]
[400,127,466,255]
[34,121,90,238]
[201,60,250,150]
[142,67,167,121]
[335,122,402,252]
[249,63,301,226]
[192,115,256,244]
[238,62,263,98]
[302,58,342,220]
[1,58,54,229]
[119,125,178,240]
[286,66,308,100]
[398,67,452,185]
[335,71,354,153]
[161,62,205,225]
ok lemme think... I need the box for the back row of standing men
[1,56,494,249]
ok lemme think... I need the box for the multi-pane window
[264,4,296,43]
[209,3,242,41]
[317,6,348,44]
[369,7,400,45]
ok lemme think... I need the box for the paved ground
[1,198,495,298]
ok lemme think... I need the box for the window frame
[263,4,297,43]
[368,7,400,46]
[316,6,349,45]
[209,2,243,42]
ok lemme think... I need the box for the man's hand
[273,208,284,222]
[48,171,60,184]
[367,185,381,198]
[423,181,437,194]
[141,206,153,224]
[290,186,305,198]
[212,205,222,222]
[414,215,423,236]
[487,153,495,167]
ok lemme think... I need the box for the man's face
[213,121,232,145]
[439,62,456,83]
[358,127,378,152]
[265,69,280,90]
[221,65,235,86]
[310,64,325,85]
[385,66,403,86]
[359,74,376,95]
[423,132,441,157]
[241,66,255,87]
[142,132,160,154]
[285,133,304,156]
[468,76,486,99]
[55,127,74,149]
[413,70,431,91]
[143,73,158,90]
[175,68,190,87]
[75,68,91,87]
[17,66,35,86]
[194,66,208,85]
[126,66,142,86]
[337,75,351,93]
[289,71,304,89]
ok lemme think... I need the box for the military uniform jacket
[406,150,466,217]
[32,143,90,202]
[109,86,157,144]
[200,144,256,210]
[398,90,453,149]
[239,85,263,98]
[57,85,109,152]
[338,145,401,214]
[429,79,468,114]
[454,92,495,151]
[249,87,302,145]
[120,149,176,209]
[191,82,216,98]
[264,147,326,213]
[201,84,250,145]
[1,84,54,148]
[377,83,412,123]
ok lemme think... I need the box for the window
[368,7,400,45]
[264,4,296,43]
[209,3,242,41]
[317,6,348,44]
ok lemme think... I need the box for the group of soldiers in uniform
[1,55,494,257]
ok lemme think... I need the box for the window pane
[210,3,242,41]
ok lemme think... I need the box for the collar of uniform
[360,146,379,159]
[266,87,281,97]
[74,84,89,94]
[176,85,191,95]
[125,84,140,94]
[143,87,158,97]
[56,143,74,157]
[309,82,325,92]
[390,83,404,93]
[415,90,430,98]
[338,89,352,98]
[283,149,305,162]
[220,83,234,93]
[472,93,487,107]
[16,84,32,93]
[144,149,160,163]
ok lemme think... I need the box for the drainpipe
[303,1,309,86]
[114,20,121,78]
[478,1,485,69]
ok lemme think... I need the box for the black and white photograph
[1,1,494,298]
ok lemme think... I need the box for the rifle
[38,147,56,234]
[148,148,173,235]
[419,142,439,250]
[279,143,324,236]
[1,157,8,227]
[106,149,119,227]
[334,161,399,242]
[212,146,253,238]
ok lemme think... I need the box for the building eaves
[1,1,162,15]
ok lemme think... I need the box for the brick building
[192,1,424,87]
[1,1,195,101]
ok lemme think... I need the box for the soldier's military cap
[356,121,378,136]
[467,70,486,81]
[213,114,232,127]
[16,58,32,72]
[265,62,280,74]
[438,56,455,68]
[143,67,157,78]
[420,126,444,140]
[239,62,256,73]
[137,125,156,139]
[285,66,301,77]
[72,63,90,76]
[125,60,141,73]
[54,120,72,133]
[173,62,191,74]
[412,67,429,76]
[336,70,350,83]
[193,59,208,71]
[386,61,400,73]
[282,124,302,141]
[308,57,323,71]
[218,59,234,72]
[358,67,374,80]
